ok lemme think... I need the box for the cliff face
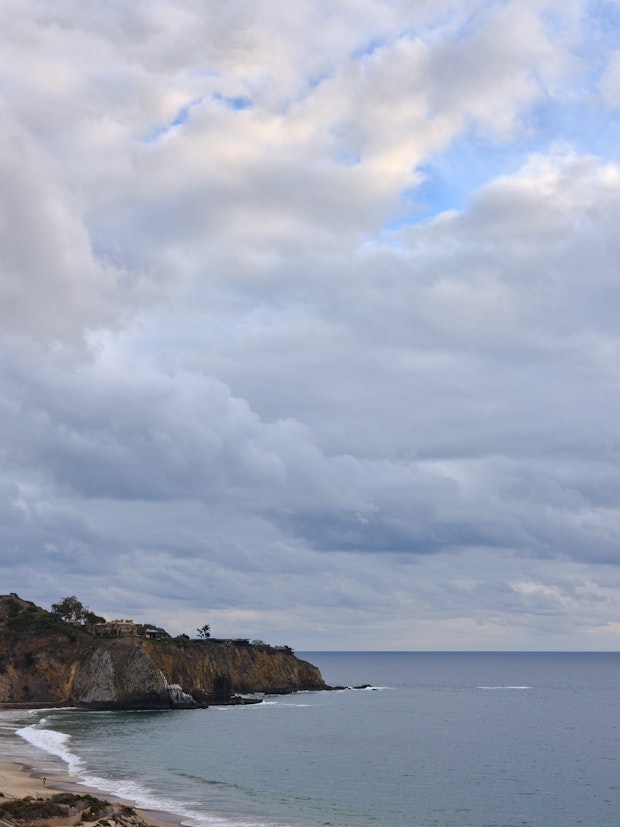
[0,595,325,709]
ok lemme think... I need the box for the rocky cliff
[0,595,326,709]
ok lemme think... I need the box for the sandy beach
[0,761,179,827]
[0,761,54,801]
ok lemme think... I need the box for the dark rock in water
[225,694,263,705]
[325,684,373,691]
[0,594,327,710]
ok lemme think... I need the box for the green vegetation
[251,640,294,654]
[4,601,76,639]
[5,594,283,651]
[50,595,85,623]
[50,596,105,626]
[196,624,211,639]
[0,792,113,823]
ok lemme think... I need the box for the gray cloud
[1,0,619,649]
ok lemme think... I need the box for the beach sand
[0,761,179,827]
[0,760,54,800]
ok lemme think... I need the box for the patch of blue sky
[351,35,390,61]
[349,8,462,63]
[585,0,620,43]
[307,70,331,91]
[139,93,252,144]
[564,1,620,85]
[171,98,203,126]
[387,134,536,229]
[528,96,620,162]
[211,92,253,110]
[385,94,620,231]
[140,97,204,144]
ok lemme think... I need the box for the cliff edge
[0,595,326,709]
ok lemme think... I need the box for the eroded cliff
[0,595,325,709]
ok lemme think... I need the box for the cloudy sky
[2,0,620,650]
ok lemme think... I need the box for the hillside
[0,594,326,708]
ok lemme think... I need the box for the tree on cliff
[196,624,211,639]
[50,596,86,623]
[83,609,106,625]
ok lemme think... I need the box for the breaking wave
[477,686,533,690]
[15,718,295,827]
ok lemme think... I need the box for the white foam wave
[73,772,296,827]
[16,719,293,827]
[215,700,311,708]
[16,723,84,774]
[477,686,532,690]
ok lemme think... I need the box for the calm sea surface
[1,652,620,827]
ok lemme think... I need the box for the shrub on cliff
[0,792,111,823]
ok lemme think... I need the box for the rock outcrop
[0,790,154,827]
[0,595,326,709]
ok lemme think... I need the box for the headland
[0,594,326,709]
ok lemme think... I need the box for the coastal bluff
[0,595,326,709]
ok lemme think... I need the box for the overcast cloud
[2,0,620,649]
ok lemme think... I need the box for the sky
[2,0,620,650]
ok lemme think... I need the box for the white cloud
[1,0,620,648]
[0,121,121,341]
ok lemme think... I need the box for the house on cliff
[144,627,167,639]
[93,619,137,637]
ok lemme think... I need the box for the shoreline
[0,761,184,827]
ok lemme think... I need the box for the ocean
[1,652,620,827]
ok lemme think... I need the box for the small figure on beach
[42,777,46,785]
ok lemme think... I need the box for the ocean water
[2,652,620,827]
